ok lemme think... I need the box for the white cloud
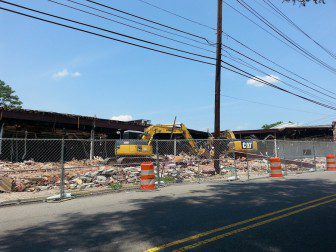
[111,115,133,121]
[72,72,81,77]
[52,69,81,79]
[52,69,69,79]
[246,75,280,87]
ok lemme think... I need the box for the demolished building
[0,108,208,139]
[232,123,334,141]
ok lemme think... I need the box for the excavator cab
[122,130,143,140]
[221,130,258,154]
[115,130,153,157]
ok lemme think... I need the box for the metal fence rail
[0,138,335,204]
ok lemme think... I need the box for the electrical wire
[48,0,215,54]
[84,0,214,44]
[236,0,336,75]
[0,6,215,66]
[126,0,336,98]
[221,63,336,110]
[116,0,336,97]
[221,94,329,115]
[136,0,216,30]
[224,34,336,96]
[66,0,213,47]
[1,1,215,61]
[222,0,310,59]
[222,53,336,105]
[262,0,336,60]
[1,3,335,112]
[221,43,336,101]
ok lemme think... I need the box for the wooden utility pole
[214,0,223,174]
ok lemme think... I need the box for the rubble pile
[284,157,326,172]
[1,155,327,194]
[0,159,141,192]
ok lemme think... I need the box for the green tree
[284,0,325,6]
[262,121,283,129]
[0,80,23,109]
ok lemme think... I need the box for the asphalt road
[1,171,336,252]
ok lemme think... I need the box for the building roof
[0,108,147,131]
[270,122,300,129]
[0,108,209,138]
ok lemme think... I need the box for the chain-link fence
[0,138,335,204]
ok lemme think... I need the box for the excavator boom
[115,123,205,160]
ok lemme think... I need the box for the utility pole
[214,0,223,174]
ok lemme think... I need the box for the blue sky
[1,0,336,131]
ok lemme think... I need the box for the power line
[221,61,336,110]
[303,114,336,125]
[1,3,335,112]
[121,0,336,97]
[221,63,336,110]
[125,0,336,100]
[262,0,336,60]
[222,53,336,105]
[2,1,215,61]
[41,0,336,107]
[221,43,336,101]
[236,0,335,71]
[0,6,215,66]
[224,34,336,96]
[236,0,336,75]
[84,0,214,44]
[222,0,310,60]
[136,0,216,30]
[221,94,329,115]
[48,0,215,54]
[66,0,213,47]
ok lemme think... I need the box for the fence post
[60,138,65,199]
[156,139,160,188]
[233,142,238,180]
[274,139,278,157]
[0,122,4,155]
[246,152,250,180]
[313,140,317,171]
[282,145,287,176]
[174,139,177,156]
[89,129,95,160]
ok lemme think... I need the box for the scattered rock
[96,176,107,183]
[74,178,83,185]
[13,180,26,192]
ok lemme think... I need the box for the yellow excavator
[115,123,209,163]
[220,130,258,154]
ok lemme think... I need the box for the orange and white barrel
[326,154,336,171]
[140,162,155,190]
[269,157,283,178]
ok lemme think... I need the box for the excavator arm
[141,124,199,154]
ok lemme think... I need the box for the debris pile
[0,155,326,194]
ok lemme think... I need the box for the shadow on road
[0,178,335,251]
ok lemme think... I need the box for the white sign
[242,141,253,149]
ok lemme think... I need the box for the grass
[156,176,176,184]
[110,183,122,190]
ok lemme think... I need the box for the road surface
[1,171,336,251]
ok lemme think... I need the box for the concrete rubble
[0,156,327,195]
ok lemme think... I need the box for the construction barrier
[269,157,283,178]
[326,154,336,171]
[140,162,155,190]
